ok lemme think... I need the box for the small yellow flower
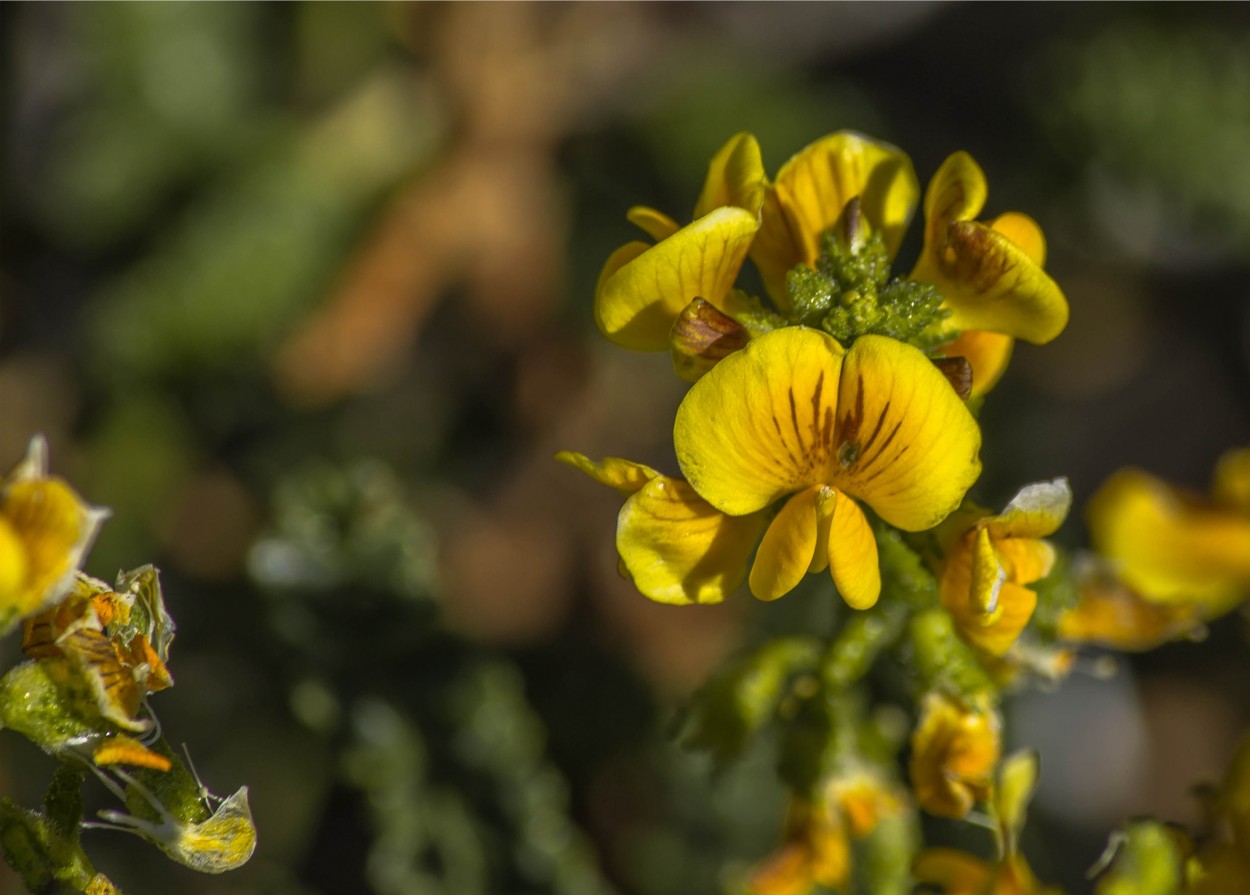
[675,327,981,608]
[748,796,851,895]
[1057,559,1206,651]
[0,436,108,635]
[910,691,1000,819]
[914,752,1063,895]
[747,773,902,895]
[595,132,766,350]
[1086,447,1250,614]
[554,452,766,605]
[751,131,920,307]
[912,153,1068,396]
[938,480,1071,656]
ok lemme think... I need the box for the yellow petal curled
[833,335,982,531]
[595,206,759,351]
[675,327,845,516]
[752,132,919,305]
[694,131,766,219]
[626,206,680,242]
[913,152,1068,345]
[825,488,880,609]
[554,451,657,494]
[750,486,823,601]
[983,478,1072,541]
[618,475,766,605]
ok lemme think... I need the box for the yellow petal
[832,335,982,531]
[694,131,766,220]
[920,151,988,251]
[910,692,1000,819]
[750,487,822,601]
[825,489,880,609]
[0,477,108,633]
[752,132,919,305]
[940,536,1037,656]
[1057,575,1202,651]
[971,527,1007,615]
[939,329,1015,397]
[991,211,1047,265]
[93,734,174,771]
[935,221,1069,343]
[595,207,759,351]
[1088,469,1250,607]
[995,750,1039,853]
[983,478,1072,541]
[913,153,1068,345]
[626,206,680,242]
[1212,445,1250,514]
[0,519,28,608]
[913,848,995,893]
[675,327,844,516]
[995,538,1056,587]
[618,475,766,605]
[554,451,657,494]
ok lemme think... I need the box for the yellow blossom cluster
[562,127,1248,895]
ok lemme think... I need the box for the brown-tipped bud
[671,298,749,382]
[933,356,973,400]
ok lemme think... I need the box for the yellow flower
[748,796,851,895]
[938,480,1071,656]
[747,773,903,895]
[1086,446,1250,614]
[751,131,920,307]
[554,452,766,605]
[909,691,1000,819]
[674,327,981,608]
[0,436,108,635]
[594,132,765,350]
[912,153,1068,396]
[914,752,1064,895]
[1057,558,1206,651]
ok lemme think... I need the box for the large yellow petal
[752,132,919,305]
[675,327,844,516]
[617,475,766,605]
[594,206,758,351]
[825,489,880,609]
[831,335,982,531]
[1088,469,1250,607]
[938,329,1014,398]
[749,486,822,601]
[554,451,657,494]
[694,131,766,220]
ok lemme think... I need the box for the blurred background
[1,3,1248,893]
